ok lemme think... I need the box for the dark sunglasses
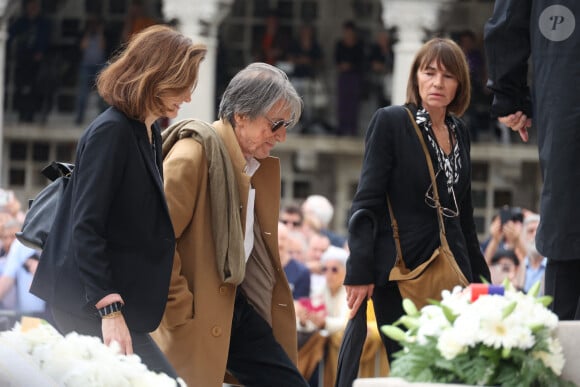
[281,219,302,227]
[265,116,293,132]
[321,266,340,274]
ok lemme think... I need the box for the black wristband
[97,301,123,318]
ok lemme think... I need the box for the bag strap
[388,107,450,270]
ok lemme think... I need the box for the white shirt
[243,157,260,261]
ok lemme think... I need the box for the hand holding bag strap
[387,107,451,271]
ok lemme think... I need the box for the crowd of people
[6,2,506,143]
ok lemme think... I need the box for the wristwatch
[97,301,123,318]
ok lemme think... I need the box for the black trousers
[226,290,308,387]
[370,284,405,364]
[544,260,580,320]
[50,306,178,379]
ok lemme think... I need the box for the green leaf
[502,301,517,319]
[537,295,553,307]
[380,325,407,342]
[527,280,541,298]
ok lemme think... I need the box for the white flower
[416,305,450,344]
[437,328,467,360]
[0,325,181,387]
[533,336,565,376]
[382,285,568,386]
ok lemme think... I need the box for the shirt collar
[244,157,260,177]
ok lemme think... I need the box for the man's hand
[498,111,532,142]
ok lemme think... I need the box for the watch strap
[97,301,123,318]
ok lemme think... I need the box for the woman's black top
[344,104,490,287]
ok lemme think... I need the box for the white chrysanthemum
[451,313,481,347]
[437,328,467,360]
[0,325,180,386]
[416,305,451,343]
[533,336,565,375]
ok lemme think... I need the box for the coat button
[219,285,228,295]
[211,326,222,337]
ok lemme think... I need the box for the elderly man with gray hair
[152,62,308,387]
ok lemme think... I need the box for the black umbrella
[335,299,368,387]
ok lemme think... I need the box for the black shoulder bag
[16,161,74,250]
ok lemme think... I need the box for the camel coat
[151,120,298,386]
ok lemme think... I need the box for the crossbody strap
[388,107,450,270]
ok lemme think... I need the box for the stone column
[163,0,233,123]
[382,0,450,105]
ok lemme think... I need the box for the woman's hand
[346,284,374,319]
[102,314,133,355]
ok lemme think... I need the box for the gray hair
[218,62,302,128]
[302,195,334,228]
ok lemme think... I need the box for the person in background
[279,221,311,300]
[280,202,304,232]
[255,10,290,66]
[0,217,20,311]
[152,62,307,387]
[121,0,157,43]
[369,28,395,109]
[30,25,207,377]
[481,206,525,265]
[517,214,546,294]
[489,248,520,289]
[345,38,490,363]
[484,0,580,320]
[304,231,331,299]
[302,194,347,249]
[7,0,51,123]
[296,245,350,387]
[334,20,365,136]
[0,219,48,322]
[288,23,325,128]
[74,15,107,125]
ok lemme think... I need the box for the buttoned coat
[151,120,297,386]
[30,107,175,332]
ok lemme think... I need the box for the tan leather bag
[388,108,469,309]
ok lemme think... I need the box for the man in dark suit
[485,0,580,320]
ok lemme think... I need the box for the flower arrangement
[0,320,185,386]
[381,282,575,387]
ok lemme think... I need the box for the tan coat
[151,120,297,387]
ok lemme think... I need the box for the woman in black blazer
[344,38,491,361]
[30,25,206,376]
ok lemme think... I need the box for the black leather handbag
[16,161,74,250]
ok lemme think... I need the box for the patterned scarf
[415,107,461,193]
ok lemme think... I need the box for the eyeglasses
[424,169,460,218]
[321,266,340,274]
[281,219,302,227]
[265,116,293,133]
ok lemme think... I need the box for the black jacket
[484,1,580,261]
[345,104,490,287]
[31,107,175,332]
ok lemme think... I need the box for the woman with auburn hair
[31,24,206,377]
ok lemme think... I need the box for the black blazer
[31,107,175,332]
[345,104,490,287]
